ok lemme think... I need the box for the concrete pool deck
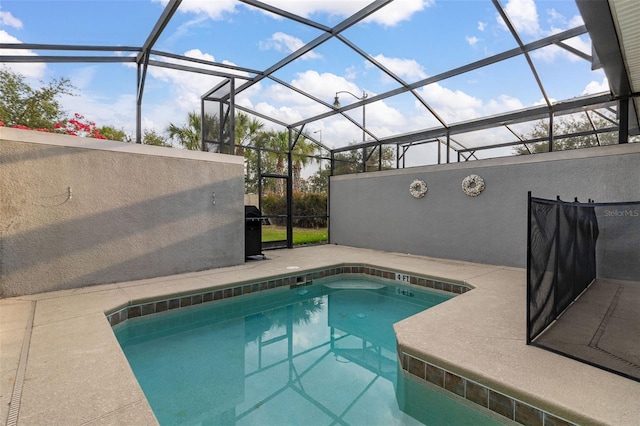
[1,245,639,425]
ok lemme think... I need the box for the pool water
[115,277,504,425]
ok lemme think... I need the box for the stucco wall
[1,128,245,297]
[329,143,640,279]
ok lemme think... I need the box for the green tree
[514,114,619,154]
[292,134,320,192]
[331,143,395,176]
[309,167,330,193]
[167,111,202,150]
[142,129,171,147]
[365,145,395,171]
[167,111,227,151]
[0,67,75,129]
[100,126,131,142]
[235,112,265,147]
[235,112,265,194]
[255,130,320,196]
[259,130,290,195]
[333,149,361,175]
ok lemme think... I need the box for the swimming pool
[114,276,505,425]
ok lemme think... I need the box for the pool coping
[105,264,574,426]
[105,264,470,328]
[107,264,570,425]
[2,245,639,425]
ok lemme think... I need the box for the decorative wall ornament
[409,179,428,198]
[461,174,485,197]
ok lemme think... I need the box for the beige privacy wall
[0,128,245,297]
[330,142,640,277]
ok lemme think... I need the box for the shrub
[261,192,327,228]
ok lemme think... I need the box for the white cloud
[477,21,487,32]
[143,48,251,96]
[582,76,609,95]
[251,68,410,144]
[568,14,584,28]
[365,0,434,27]
[262,70,350,117]
[67,66,98,91]
[164,15,209,44]
[419,83,483,123]
[147,73,224,112]
[559,35,591,57]
[498,0,541,36]
[254,102,304,126]
[0,11,22,29]
[369,54,427,81]
[152,0,237,20]
[366,101,406,129]
[496,1,590,64]
[259,32,322,60]
[291,70,345,97]
[344,65,358,81]
[0,30,46,78]
[546,9,582,29]
[466,36,480,46]
[533,94,563,107]
[156,0,432,27]
[531,34,591,63]
[251,0,362,20]
[485,94,525,115]
[59,92,138,135]
[416,84,528,124]
[546,8,565,27]
[122,48,258,132]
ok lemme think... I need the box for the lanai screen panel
[203,79,234,154]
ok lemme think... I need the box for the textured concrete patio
[1,245,639,425]
[533,279,640,381]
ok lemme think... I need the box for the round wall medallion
[461,174,485,197]
[409,179,428,198]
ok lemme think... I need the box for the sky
[0,0,609,163]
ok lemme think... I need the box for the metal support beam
[200,100,206,151]
[332,93,613,154]
[446,132,450,163]
[492,0,551,108]
[456,125,618,154]
[292,26,587,129]
[135,0,182,144]
[549,112,554,152]
[619,98,629,143]
[286,129,294,249]
[234,0,393,95]
[136,54,150,144]
[137,0,182,63]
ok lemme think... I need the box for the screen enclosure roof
[1,0,638,156]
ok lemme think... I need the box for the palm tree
[255,130,322,195]
[235,112,266,193]
[167,111,221,151]
[260,130,289,196]
[292,135,320,192]
[166,111,201,151]
[235,112,264,147]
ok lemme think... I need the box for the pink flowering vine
[2,113,107,139]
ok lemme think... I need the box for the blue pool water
[115,277,504,425]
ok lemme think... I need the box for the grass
[262,226,328,245]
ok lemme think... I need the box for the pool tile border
[399,352,576,426]
[106,263,468,327]
[107,263,575,425]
